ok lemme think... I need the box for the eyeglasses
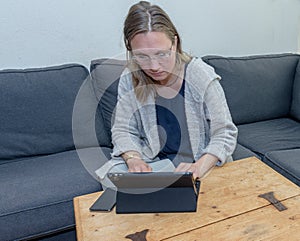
[131,45,173,65]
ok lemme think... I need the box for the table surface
[74,157,300,241]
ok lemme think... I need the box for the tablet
[107,172,195,189]
[107,172,200,213]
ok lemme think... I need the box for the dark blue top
[155,78,194,167]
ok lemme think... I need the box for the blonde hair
[124,1,191,102]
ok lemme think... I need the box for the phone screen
[90,188,117,212]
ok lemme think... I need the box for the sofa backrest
[290,59,300,121]
[0,64,89,161]
[90,58,126,147]
[203,53,300,125]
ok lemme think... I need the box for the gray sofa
[1,53,299,240]
[203,53,300,186]
[0,65,102,241]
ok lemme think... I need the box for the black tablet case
[108,172,200,214]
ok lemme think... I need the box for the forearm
[175,153,218,179]
[196,153,218,172]
[191,153,218,180]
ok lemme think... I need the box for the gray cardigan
[96,57,238,179]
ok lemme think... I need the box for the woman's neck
[155,63,184,98]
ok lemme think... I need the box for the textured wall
[0,0,299,69]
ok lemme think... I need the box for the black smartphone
[89,188,117,212]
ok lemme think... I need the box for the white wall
[0,0,299,69]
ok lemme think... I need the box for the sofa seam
[0,64,89,75]
[203,53,300,61]
[0,198,74,217]
[0,149,78,166]
[264,151,300,181]
[17,224,75,241]
[91,58,126,66]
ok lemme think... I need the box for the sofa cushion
[263,149,300,186]
[39,229,76,241]
[203,54,300,125]
[290,58,300,121]
[72,74,111,149]
[0,149,101,241]
[237,118,300,157]
[232,143,260,161]
[90,59,126,147]
[0,64,89,161]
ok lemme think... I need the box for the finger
[175,163,192,172]
[192,170,200,180]
[190,166,209,180]
[141,164,152,172]
[146,165,152,172]
[130,165,142,172]
[185,164,199,179]
[137,165,146,172]
[128,166,137,172]
[174,163,186,171]
[187,163,196,172]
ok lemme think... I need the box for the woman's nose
[147,58,160,70]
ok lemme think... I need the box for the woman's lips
[149,71,165,78]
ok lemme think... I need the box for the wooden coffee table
[74,157,300,240]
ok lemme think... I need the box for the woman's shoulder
[118,68,134,91]
[186,57,221,82]
[184,57,221,100]
[120,67,132,83]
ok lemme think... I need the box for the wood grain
[73,157,300,241]
[165,195,300,241]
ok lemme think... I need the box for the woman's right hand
[126,158,152,172]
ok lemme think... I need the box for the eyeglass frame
[131,44,174,65]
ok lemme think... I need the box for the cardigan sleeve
[110,72,143,157]
[202,79,238,165]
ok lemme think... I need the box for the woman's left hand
[175,153,218,180]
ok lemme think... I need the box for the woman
[96,1,237,187]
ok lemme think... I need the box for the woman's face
[130,31,177,82]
